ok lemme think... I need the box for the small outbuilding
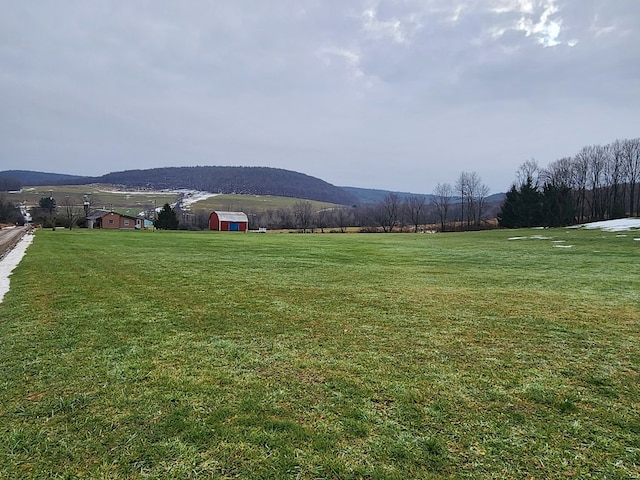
[87,210,144,230]
[209,211,249,232]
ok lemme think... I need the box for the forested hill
[0,171,86,187]
[342,186,432,204]
[100,167,357,204]
[1,167,357,205]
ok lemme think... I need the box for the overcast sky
[1,1,639,194]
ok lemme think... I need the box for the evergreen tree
[541,183,576,227]
[36,196,57,226]
[497,185,521,228]
[498,177,543,228]
[154,203,179,230]
[0,196,24,224]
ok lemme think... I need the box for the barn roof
[213,211,248,222]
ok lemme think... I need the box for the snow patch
[0,233,34,304]
[179,191,220,209]
[98,188,157,196]
[508,235,554,241]
[578,218,640,232]
[95,187,219,210]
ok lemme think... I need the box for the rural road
[0,226,30,260]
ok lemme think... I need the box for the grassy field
[9,186,340,215]
[0,228,638,478]
[14,185,176,209]
[193,194,339,214]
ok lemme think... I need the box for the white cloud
[590,14,617,37]
[490,0,535,15]
[362,8,407,43]
[316,46,371,85]
[484,0,565,47]
[317,46,361,70]
[1,1,639,193]
[360,4,425,45]
[448,5,464,24]
[517,7,562,47]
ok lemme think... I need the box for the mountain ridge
[1,167,358,205]
[0,167,505,205]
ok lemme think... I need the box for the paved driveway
[0,226,29,260]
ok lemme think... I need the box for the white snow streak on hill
[0,233,34,304]
[179,191,220,209]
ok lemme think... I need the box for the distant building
[208,211,249,232]
[87,210,144,230]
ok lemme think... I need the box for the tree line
[498,138,640,228]
[173,170,497,232]
[13,134,638,233]
[12,168,497,232]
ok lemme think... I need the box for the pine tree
[154,203,179,230]
[541,183,576,227]
[497,185,521,228]
[498,177,543,228]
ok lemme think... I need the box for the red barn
[209,211,249,232]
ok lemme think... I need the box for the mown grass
[0,228,638,478]
[15,185,178,213]
[13,186,339,214]
[188,194,339,213]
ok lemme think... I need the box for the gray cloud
[1,0,639,193]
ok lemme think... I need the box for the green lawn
[11,186,340,214]
[15,185,178,213]
[188,193,339,213]
[0,228,638,478]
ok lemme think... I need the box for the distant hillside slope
[99,167,356,204]
[342,186,434,204]
[2,168,505,206]
[0,170,88,186]
[343,186,505,205]
[1,167,357,205]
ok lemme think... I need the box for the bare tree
[573,148,590,223]
[475,182,491,227]
[468,172,482,226]
[586,145,608,220]
[316,209,331,233]
[405,195,427,232]
[622,138,640,216]
[517,159,541,188]
[455,172,469,227]
[456,172,491,229]
[606,140,626,218]
[542,157,574,188]
[457,171,488,228]
[335,207,352,233]
[293,201,314,232]
[378,193,401,232]
[278,207,295,229]
[61,196,83,230]
[193,210,210,230]
[432,182,453,232]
